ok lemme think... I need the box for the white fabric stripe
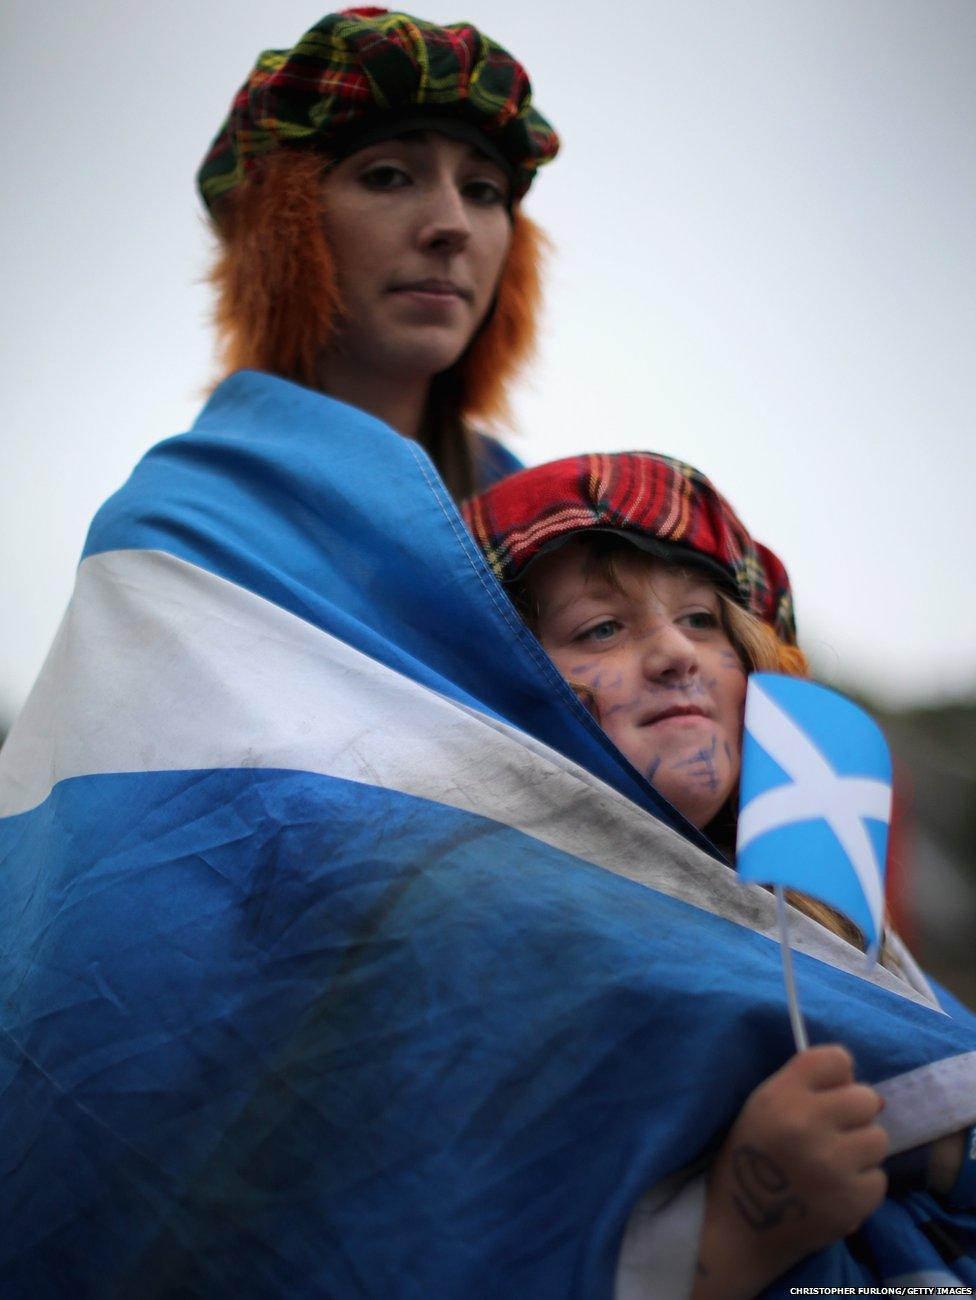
[614,1169,706,1300]
[875,1050,976,1152]
[740,680,890,931]
[0,549,941,1022]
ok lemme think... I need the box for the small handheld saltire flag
[736,673,893,958]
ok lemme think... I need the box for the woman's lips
[390,278,471,302]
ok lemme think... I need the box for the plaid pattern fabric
[462,452,798,644]
[198,7,559,211]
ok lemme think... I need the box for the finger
[790,1044,854,1089]
[816,1083,885,1129]
[837,1124,891,1171]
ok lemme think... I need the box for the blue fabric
[473,430,523,487]
[947,1126,976,1210]
[2,770,975,1297]
[1,372,975,1297]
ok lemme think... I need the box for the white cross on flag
[736,673,893,957]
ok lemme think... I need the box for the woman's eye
[359,165,411,191]
[463,178,506,206]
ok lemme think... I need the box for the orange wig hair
[207,150,548,430]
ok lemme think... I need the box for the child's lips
[642,705,711,728]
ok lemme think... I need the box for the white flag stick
[775,886,809,1052]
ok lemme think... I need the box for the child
[463,451,970,1298]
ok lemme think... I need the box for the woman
[464,450,976,1296]
[198,7,558,498]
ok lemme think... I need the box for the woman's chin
[374,309,483,377]
[318,324,472,390]
[392,333,471,380]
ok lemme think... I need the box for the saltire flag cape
[1,371,975,1298]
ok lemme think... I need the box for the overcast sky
[3,0,975,725]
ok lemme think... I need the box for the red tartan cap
[198,8,559,213]
[462,452,797,644]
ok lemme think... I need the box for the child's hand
[692,1045,888,1300]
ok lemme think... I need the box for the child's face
[524,541,748,830]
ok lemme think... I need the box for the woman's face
[317,131,512,383]
[525,543,749,830]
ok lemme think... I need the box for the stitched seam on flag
[408,443,537,650]
[407,444,605,715]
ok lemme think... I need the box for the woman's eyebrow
[465,146,506,169]
[385,132,506,172]
[389,130,431,146]
[375,132,490,159]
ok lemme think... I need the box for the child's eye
[359,164,411,191]
[579,619,620,643]
[463,178,507,206]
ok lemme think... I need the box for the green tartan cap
[197,7,560,212]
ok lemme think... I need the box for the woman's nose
[642,624,700,685]
[416,179,471,253]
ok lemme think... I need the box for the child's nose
[642,625,700,685]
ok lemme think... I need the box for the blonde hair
[206,151,549,499]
